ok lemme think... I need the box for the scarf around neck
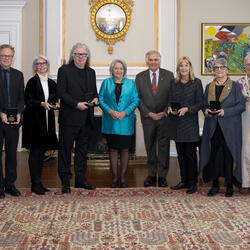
[208,77,233,103]
[37,73,48,81]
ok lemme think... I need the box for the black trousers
[0,123,19,188]
[175,141,198,186]
[58,124,90,185]
[28,149,46,186]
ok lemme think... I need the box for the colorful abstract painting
[202,23,250,75]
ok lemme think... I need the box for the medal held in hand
[171,102,181,116]
[6,108,17,123]
[85,92,98,107]
[48,94,58,110]
[209,101,221,115]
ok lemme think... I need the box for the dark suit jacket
[56,62,98,127]
[135,68,174,124]
[0,66,24,115]
[22,74,58,149]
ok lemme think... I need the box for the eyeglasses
[74,53,88,58]
[245,64,250,68]
[35,62,47,66]
[0,54,13,59]
[213,66,227,71]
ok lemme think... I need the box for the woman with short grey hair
[200,56,245,197]
[109,59,127,76]
[32,55,50,72]
[99,59,139,188]
[22,55,59,195]
[213,56,228,68]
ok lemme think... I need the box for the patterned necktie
[152,72,156,95]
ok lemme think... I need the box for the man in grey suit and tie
[135,50,174,187]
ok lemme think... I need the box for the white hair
[109,59,127,77]
[32,55,50,72]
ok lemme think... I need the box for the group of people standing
[0,42,249,199]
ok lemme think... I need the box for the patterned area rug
[0,188,249,249]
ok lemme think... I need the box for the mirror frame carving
[89,0,134,54]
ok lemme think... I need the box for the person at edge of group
[237,54,250,190]
[22,55,59,195]
[168,56,203,194]
[199,56,245,197]
[56,42,98,194]
[99,59,139,188]
[0,44,24,199]
[135,50,174,187]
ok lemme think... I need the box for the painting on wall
[202,23,250,75]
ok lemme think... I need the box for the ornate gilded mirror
[89,0,134,54]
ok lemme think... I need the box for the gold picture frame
[89,0,134,54]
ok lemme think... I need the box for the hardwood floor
[13,151,183,188]
[8,151,225,189]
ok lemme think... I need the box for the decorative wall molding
[0,1,26,152]
[0,1,26,70]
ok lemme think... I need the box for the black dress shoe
[186,185,197,194]
[5,186,21,197]
[120,180,128,188]
[75,181,96,190]
[171,182,188,190]
[207,187,219,197]
[62,185,71,194]
[41,184,50,192]
[158,177,168,187]
[0,188,5,199]
[144,176,157,187]
[110,179,119,188]
[31,185,45,195]
[225,187,234,197]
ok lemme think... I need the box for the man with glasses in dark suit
[0,44,24,198]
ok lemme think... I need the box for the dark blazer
[56,62,98,127]
[135,68,174,124]
[22,74,58,150]
[0,66,24,115]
